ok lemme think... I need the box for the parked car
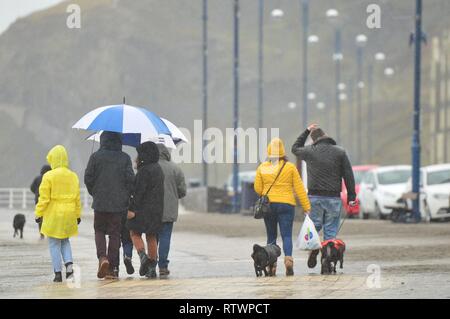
[359,165,412,219]
[225,170,257,196]
[404,164,450,221]
[341,165,378,217]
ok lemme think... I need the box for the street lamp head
[375,52,386,61]
[316,102,326,110]
[358,81,365,89]
[308,35,319,44]
[326,9,339,18]
[326,8,339,18]
[307,92,316,100]
[326,9,340,27]
[338,83,346,91]
[271,8,284,18]
[356,34,368,46]
[384,67,395,77]
[339,93,347,101]
[288,102,297,110]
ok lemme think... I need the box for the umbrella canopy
[87,132,177,149]
[72,104,171,136]
[161,118,189,144]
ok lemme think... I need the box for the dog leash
[336,210,349,235]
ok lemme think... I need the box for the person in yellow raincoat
[35,145,81,282]
[254,138,311,277]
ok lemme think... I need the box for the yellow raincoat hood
[267,138,286,158]
[47,145,69,169]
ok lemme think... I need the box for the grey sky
[0,0,63,34]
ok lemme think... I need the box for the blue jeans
[48,237,73,272]
[121,212,133,259]
[158,222,174,269]
[309,196,342,240]
[122,241,133,259]
[264,203,295,256]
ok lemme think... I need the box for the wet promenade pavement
[1,208,450,298]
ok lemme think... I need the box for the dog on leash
[321,239,345,275]
[251,244,281,277]
[13,214,26,239]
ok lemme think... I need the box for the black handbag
[253,161,287,219]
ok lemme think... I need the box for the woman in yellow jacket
[35,145,81,282]
[254,138,311,276]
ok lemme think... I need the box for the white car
[359,165,412,219]
[405,164,450,221]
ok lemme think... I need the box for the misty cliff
[0,0,446,186]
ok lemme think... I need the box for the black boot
[65,262,74,279]
[138,251,150,277]
[146,260,157,279]
[112,266,119,279]
[53,272,63,283]
[124,256,135,275]
[308,249,320,268]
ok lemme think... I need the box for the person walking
[84,131,135,279]
[35,145,81,282]
[291,124,356,269]
[126,141,164,279]
[156,144,186,278]
[254,138,311,276]
[30,164,51,239]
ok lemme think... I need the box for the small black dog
[251,244,281,277]
[321,239,346,275]
[13,214,26,239]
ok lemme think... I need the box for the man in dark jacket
[127,141,164,278]
[30,165,52,239]
[84,131,135,279]
[291,124,356,269]
[156,144,186,278]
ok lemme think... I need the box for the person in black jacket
[291,124,356,269]
[127,141,164,279]
[84,131,135,279]
[30,165,51,239]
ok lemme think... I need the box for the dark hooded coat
[127,142,164,234]
[84,131,135,213]
[30,165,52,204]
[291,129,356,202]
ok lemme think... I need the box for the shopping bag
[296,215,321,250]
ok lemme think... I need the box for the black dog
[13,214,26,239]
[321,239,345,275]
[251,244,281,277]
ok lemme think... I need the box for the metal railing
[0,188,92,210]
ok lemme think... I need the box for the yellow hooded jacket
[35,145,81,239]
[254,138,311,211]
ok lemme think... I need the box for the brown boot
[105,266,119,280]
[97,257,110,279]
[285,257,294,276]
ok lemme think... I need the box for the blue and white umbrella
[72,104,171,137]
[87,132,177,149]
[160,118,189,144]
[86,117,188,148]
